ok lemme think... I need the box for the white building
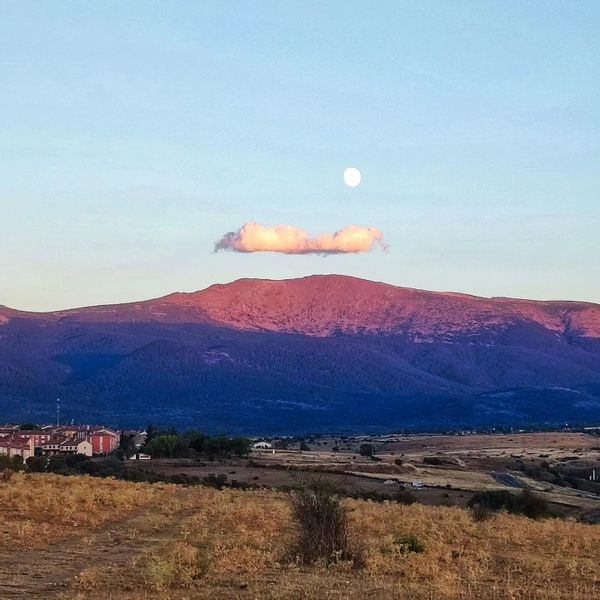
[41,437,93,457]
[253,441,273,450]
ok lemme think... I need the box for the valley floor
[0,473,599,599]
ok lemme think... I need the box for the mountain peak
[156,275,600,339]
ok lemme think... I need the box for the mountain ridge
[1,275,599,433]
[3,274,600,340]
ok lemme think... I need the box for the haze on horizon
[1,2,599,312]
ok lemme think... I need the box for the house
[0,436,33,460]
[253,441,273,450]
[0,426,19,435]
[13,430,52,450]
[44,425,120,455]
[41,437,93,457]
[88,429,120,454]
[132,431,147,449]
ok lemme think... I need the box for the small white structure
[253,441,273,450]
[383,479,397,485]
[411,480,424,488]
[130,453,151,460]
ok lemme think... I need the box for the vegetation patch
[394,535,425,555]
[137,541,209,591]
[289,478,363,567]
[467,489,552,519]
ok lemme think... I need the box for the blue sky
[1,1,599,311]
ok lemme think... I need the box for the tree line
[126,426,251,459]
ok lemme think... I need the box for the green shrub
[395,536,425,554]
[202,473,227,489]
[396,488,417,505]
[515,490,552,519]
[467,489,551,519]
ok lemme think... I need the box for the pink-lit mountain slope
[30,275,600,342]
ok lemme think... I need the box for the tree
[145,423,155,443]
[184,431,207,454]
[144,434,181,458]
[10,455,24,471]
[359,443,373,458]
[230,437,251,457]
[118,434,136,459]
[19,423,40,430]
[26,456,48,472]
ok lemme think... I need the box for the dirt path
[0,488,197,599]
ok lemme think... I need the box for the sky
[1,1,599,311]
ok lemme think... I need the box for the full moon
[343,167,362,188]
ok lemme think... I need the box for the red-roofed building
[89,429,120,454]
[0,436,33,460]
[13,430,52,449]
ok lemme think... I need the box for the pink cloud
[215,222,388,255]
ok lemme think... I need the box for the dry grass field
[144,431,600,516]
[0,473,179,548]
[0,473,599,599]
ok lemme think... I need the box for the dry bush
[137,541,208,591]
[288,478,363,566]
[470,504,493,522]
[73,565,107,591]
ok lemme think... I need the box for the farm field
[0,472,599,599]
[140,431,600,517]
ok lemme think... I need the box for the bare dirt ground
[378,432,600,457]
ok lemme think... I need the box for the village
[0,423,125,460]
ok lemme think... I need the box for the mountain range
[1,275,600,434]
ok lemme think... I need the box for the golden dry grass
[66,485,600,600]
[0,472,178,548]
[1,474,598,599]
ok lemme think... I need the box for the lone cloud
[215,222,387,255]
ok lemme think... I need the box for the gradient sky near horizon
[1,1,599,311]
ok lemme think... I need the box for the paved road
[493,472,526,488]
